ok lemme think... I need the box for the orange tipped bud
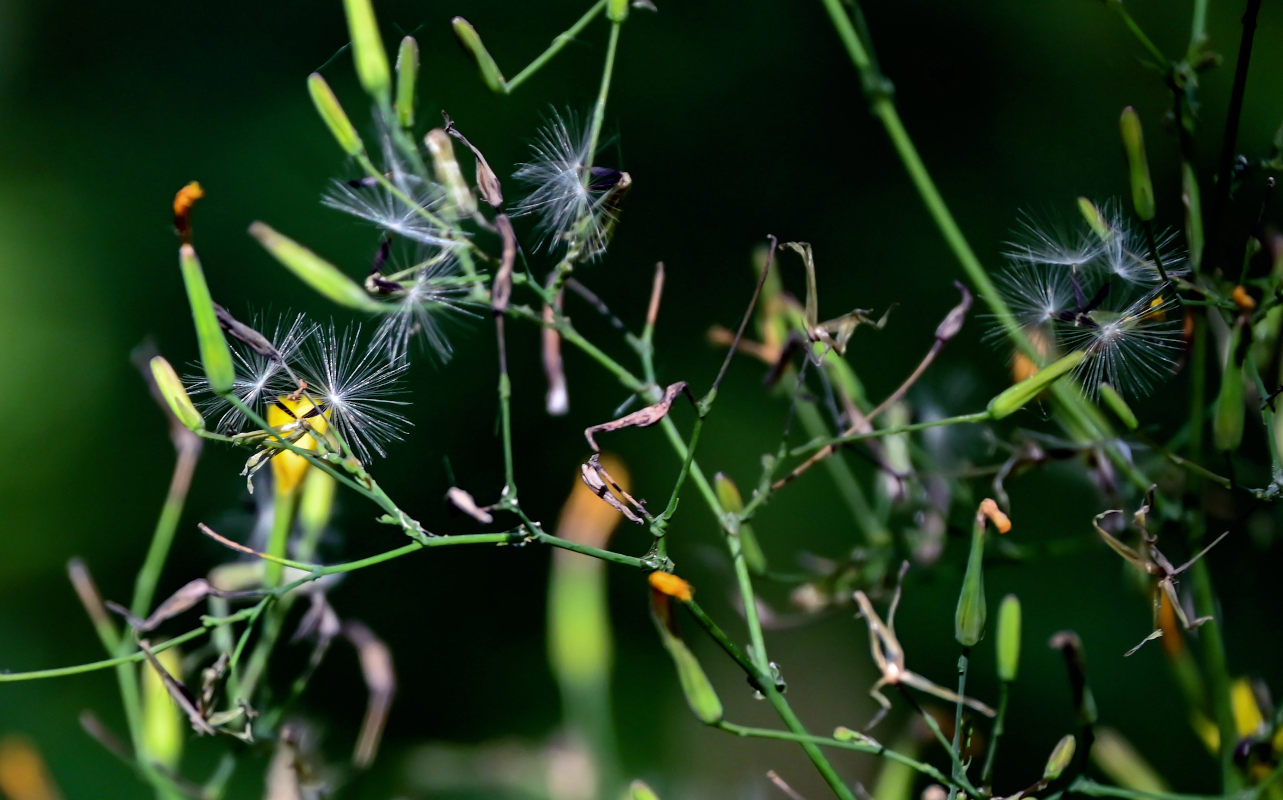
[649,571,693,603]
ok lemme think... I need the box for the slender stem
[760,686,858,800]
[1109,4,1172,68]
[583,20,622,178]
[947,649,971,800]
[0,626,214,682]
[1188,0,1209,56]
[793,411,992,455]
[264,488,299,587]
[980,681,1011,787]
[504,0,610,93]
[717,721,955,788]
[1209,0,1263,274]
[130,438,200,619]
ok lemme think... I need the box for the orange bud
[649,571,693,603]
[1232,285,1256,312]
[979,498,1012,534]
[173,181,204,243]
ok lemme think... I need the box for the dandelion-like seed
[994,201,1186,398]
[323,178,459,249]
[371,247,475,362]
[512,110,629,260]
[297,323,411,463]
[191,313,316,433]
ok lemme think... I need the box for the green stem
[980,681,1011,787]
[947,648,971,800]
[583,20,622,178]
[264,487,299,587]
[0,626,217,682]
[130,439,200,619]
[794,411,992,455]
[504,0,609,93]
[1109,4,1172,68]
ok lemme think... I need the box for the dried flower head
[512,109,629,260]
[369,244,475,363]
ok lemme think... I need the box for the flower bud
[630,781,660,800]
[342,0,390,101]
[987,350,1086,419]
[1098,382,1138,430]
[1120,107,1156,222]
[250,223,384,312]
[996,594,1022,682]
[426,129,477,218]
[650,590,722,724]
[149,356,204,432]
[1213,321,1245,452]
[714,473,766,573]
[395,36,419,131]
[266,395,328,496]
[1182,163,1204,271]
[955,501,997,647]
[307,73,364,157]
[140,647,184,771]
[608,0,630,22]
[1078,196,1112,242]
[451,18,506,93]
[1042,734,1077,781]
[179,243,234,394]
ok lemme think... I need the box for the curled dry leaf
[584,381,690,452]
[580,453,647,524]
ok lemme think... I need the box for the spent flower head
[512,109,630,261]
[368,242,476,362]
[994,200,1185,398]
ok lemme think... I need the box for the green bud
[1091,728,1169,794]
[249,222,384,312]
[650,593,722,724]
[996,594,1022,682]
[955,509,989,647]
[1120,107,1156,222]
[1098,382,1138,430]
[342,0,390,101]
[298,468,337,544]
[1181,162,1204,271]
[1078,196,1111,242]
[426,129,477,218]
[179,243,234,394]
[1043,734,1077,781]
[307,73,364,157]
[833,725,877,746]
[714,473,766,573]
[1213,322,1245,452]
[140,648,184,771]
[395,36,419,131]
[451,18,506,93]
[629,780,661,800]
[608,0,630,22]
[987,350,1086,419]
[149,356,204,432]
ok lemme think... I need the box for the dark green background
[2,1,1281,797]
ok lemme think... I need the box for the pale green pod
[1181,162,1204,271]
[451,18,506,93]
[1119,107,1155,222]
[307,73,364,157]
[342,0,391,101]
[1043,734,1077,780]
[608,0,630,22]
[395,36,419,130]
[651,597,723,724]
[1098,382,1139,431]
[996,594,1022,682]
[140,647,184,771]
[714,473,765,573]
[249,223,384,312]
[987,350,1086,419]
[955,513,988,647]
[426,129,477,218]
[1078,196,1111,242]
[150,356,204,432]
[179,244,234,394]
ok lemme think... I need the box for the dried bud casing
[996,594,1022,682]
[395,36,419,130]
[1043,734,1077,780]
[987,350,1086,419]
[342,0,391,101]
[1120,107,1156,222]
[150,356,204,432]
[1098,382,1139,431]
[179,244,234,394]
[307,73,365,157]
[451,18,506,93]
[250,223,383,312]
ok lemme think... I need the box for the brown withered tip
[173,181,204,244]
